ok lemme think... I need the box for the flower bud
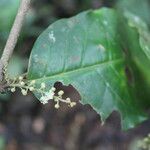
[51,87,56,92]
[11,87,16,92]
[55,103,60,109]
[31,80,36,85]
[29,87,34,91]
[20,81,25,86]
[70,102,76,107]
[58,90,64,96]
[66,98,71,103]
[19,76,23,80]
[41,83,46,89]
[21,89,27,96]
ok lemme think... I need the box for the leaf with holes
[27,8,146,130]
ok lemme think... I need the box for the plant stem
[0,0,31,82]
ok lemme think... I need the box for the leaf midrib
[28,58,124,81]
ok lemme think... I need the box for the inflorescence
[5,73,76,109]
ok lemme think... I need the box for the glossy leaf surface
[27,8,146,130]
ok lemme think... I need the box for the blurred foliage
[0,0,20,40]
[115,0,150,29]
[0,136,5,150]
[7,55,26,79]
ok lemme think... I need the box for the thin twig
[0,0,31,81]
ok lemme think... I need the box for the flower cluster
[10,76,36,96]
[8,75,76,109]
[53,90,76,109]
[40,85,55,104]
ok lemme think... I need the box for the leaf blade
[28,8,146,130]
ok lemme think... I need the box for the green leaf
[119,12,150,108]
[115,0,150,29]
[27,8,146,130]
[0,136,5,150]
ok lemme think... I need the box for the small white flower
[40,96,48,104]
[19,76,23,80]
[58,90,64,96]
[66,98,71,103]
[29,87,34,91]
[41,83,46,89]
[54,103,60,109]
[70,102,76,107]
[51,87,56,92]
[20,81,25,86]
[40,89,55,105]
[21,89,27,96]
[47,91,54,99]
[30,80,36,85]
[11,87,16,92]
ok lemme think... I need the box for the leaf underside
[27,8,146,130]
